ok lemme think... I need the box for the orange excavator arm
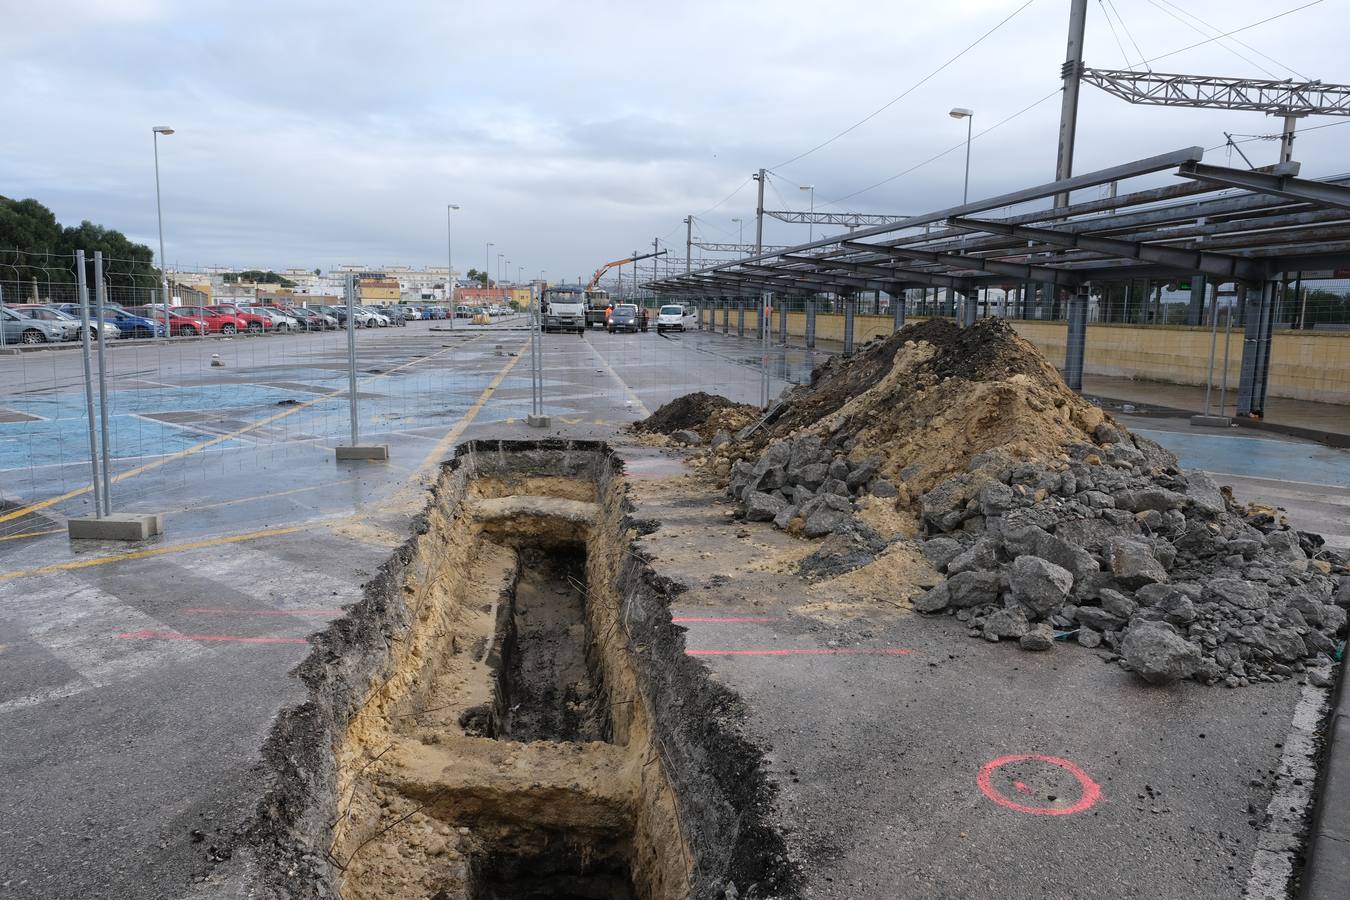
[586,257,633,292]
[586,248,668,292]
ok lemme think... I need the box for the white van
[655,304,694,333]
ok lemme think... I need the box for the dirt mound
[749,318,1112,496]
[634,391,759,441]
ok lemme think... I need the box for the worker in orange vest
[605,303,614,323]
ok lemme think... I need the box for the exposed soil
[633,392,759,441]
[744,318,1115,496]
[243,440,797,900]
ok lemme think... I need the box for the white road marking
[1243,671,1332,899]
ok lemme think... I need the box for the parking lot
[0,320,1347,897]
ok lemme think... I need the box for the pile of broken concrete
[728,433,894,536]
[909,425,1347,685]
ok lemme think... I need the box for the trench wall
[713,310,1350,405]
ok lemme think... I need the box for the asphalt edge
[1299,640,1350,900]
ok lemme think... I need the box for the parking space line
[414,339,529,473]
[583,338,652,418]
[117,629,308,645]
[0,520,336,582]
[0,527,64,543]
[685,647,914,657]
[0,339,473,527]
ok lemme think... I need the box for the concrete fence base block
[335,445,390,461]
[68,513,163,541]
[526,414,551,428]
[1189,415,1233,429]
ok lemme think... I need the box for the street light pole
[732,217,743,247]
[151,125,174,341]
[446,203,459,329]
[799,185,815,242]
[949,108,974,204]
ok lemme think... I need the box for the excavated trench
[248,441,794,900]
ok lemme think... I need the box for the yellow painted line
[169,479,359,515]
[415,340,528,473]
[0,521,337,583]
[0,340,471,526]
[0,527,63,543]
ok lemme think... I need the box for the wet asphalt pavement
[0,321,1346,898]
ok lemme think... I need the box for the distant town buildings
[171,265,482,306]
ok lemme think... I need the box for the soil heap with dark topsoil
[634,391,759,445]
[651,318,1350,687]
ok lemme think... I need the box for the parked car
[397,306,421,321]
[0,307,69,344]
[297,306,339,329]
[607,304,640,334]
[281,306,327,331]
[245,306,300,332]
[13,305,108,341]
[178,305,246,335]
[455,305,472,319]
[54,303,164,338]
[206,304,272,334]
[358,306,391,327]
[125,306,210,336]
[655,304,694,333]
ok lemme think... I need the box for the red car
[206,304,272,334]
[126,306,211,336]
[179,305,247,335]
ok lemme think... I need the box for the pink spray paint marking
[118,629,308,646]
[977,754,1102,816]
[685,647,913,657]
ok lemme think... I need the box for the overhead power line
[1151,0,1308,80]
[769,0,1038,170]
[1140,0,1324,67]
[828,87,1062,205]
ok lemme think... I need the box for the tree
[466,268,491,287]
[0,196,158,290]
[314,267,321,276]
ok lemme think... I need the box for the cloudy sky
[2,0,1345,280]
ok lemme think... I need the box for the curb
[1300,642,1350,899]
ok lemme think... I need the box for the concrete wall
[758,311,1350,406]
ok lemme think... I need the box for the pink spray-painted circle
[977,754,1102,816]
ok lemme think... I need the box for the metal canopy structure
[649,147,1350,419]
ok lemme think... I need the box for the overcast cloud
[1,0,1345,278]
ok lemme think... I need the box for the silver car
[1,307,69,345]
[18,305,121,341]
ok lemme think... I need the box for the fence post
[336,273,390,460]
[75,251,102,517]
[527,282,549,427]
[93,252,113,514]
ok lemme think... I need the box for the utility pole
[684,216,692,274]
[652,238,659,302]
[1054,0,1089,208]
[754,167,770,408]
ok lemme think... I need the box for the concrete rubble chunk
[670,429,702,446]
[870,478,899,498]
[1019,624,1055,651]
[914,583,950,613]
[946,538,1000,576]
[744,491,787,522]
[1204,578,1269,611]
[946,570,1002,608]
[1035,531,1101,584]
[920,537,964,572]
[1009,556,1073,617]
[983,608,1030,639]
[1108,537,1168,589]
[1121,621,1201,684]
[803,505,852,538]
[1097,588,1138,619]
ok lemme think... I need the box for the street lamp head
[447,203,460,210]
[799,184,814,191]
[949,108,974,119]
[152,126,175,135]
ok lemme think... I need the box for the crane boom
[587,249,667,292]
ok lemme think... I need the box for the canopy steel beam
[1178,162,1350,212]
[779,254,972,290]
[691,241,788,253]
[947,216,1267,281]
[737,263,891,293]
[838,240,1084,286]
[1082,68,1350,116]
[679,146,1205,277]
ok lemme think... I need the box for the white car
[655,304,694,333]
[247,306,299,332]
[359,306,390,327]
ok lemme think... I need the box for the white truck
[541,286,587,335]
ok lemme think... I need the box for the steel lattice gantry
[648,146,1350,419]
[1079,69,1350,116]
